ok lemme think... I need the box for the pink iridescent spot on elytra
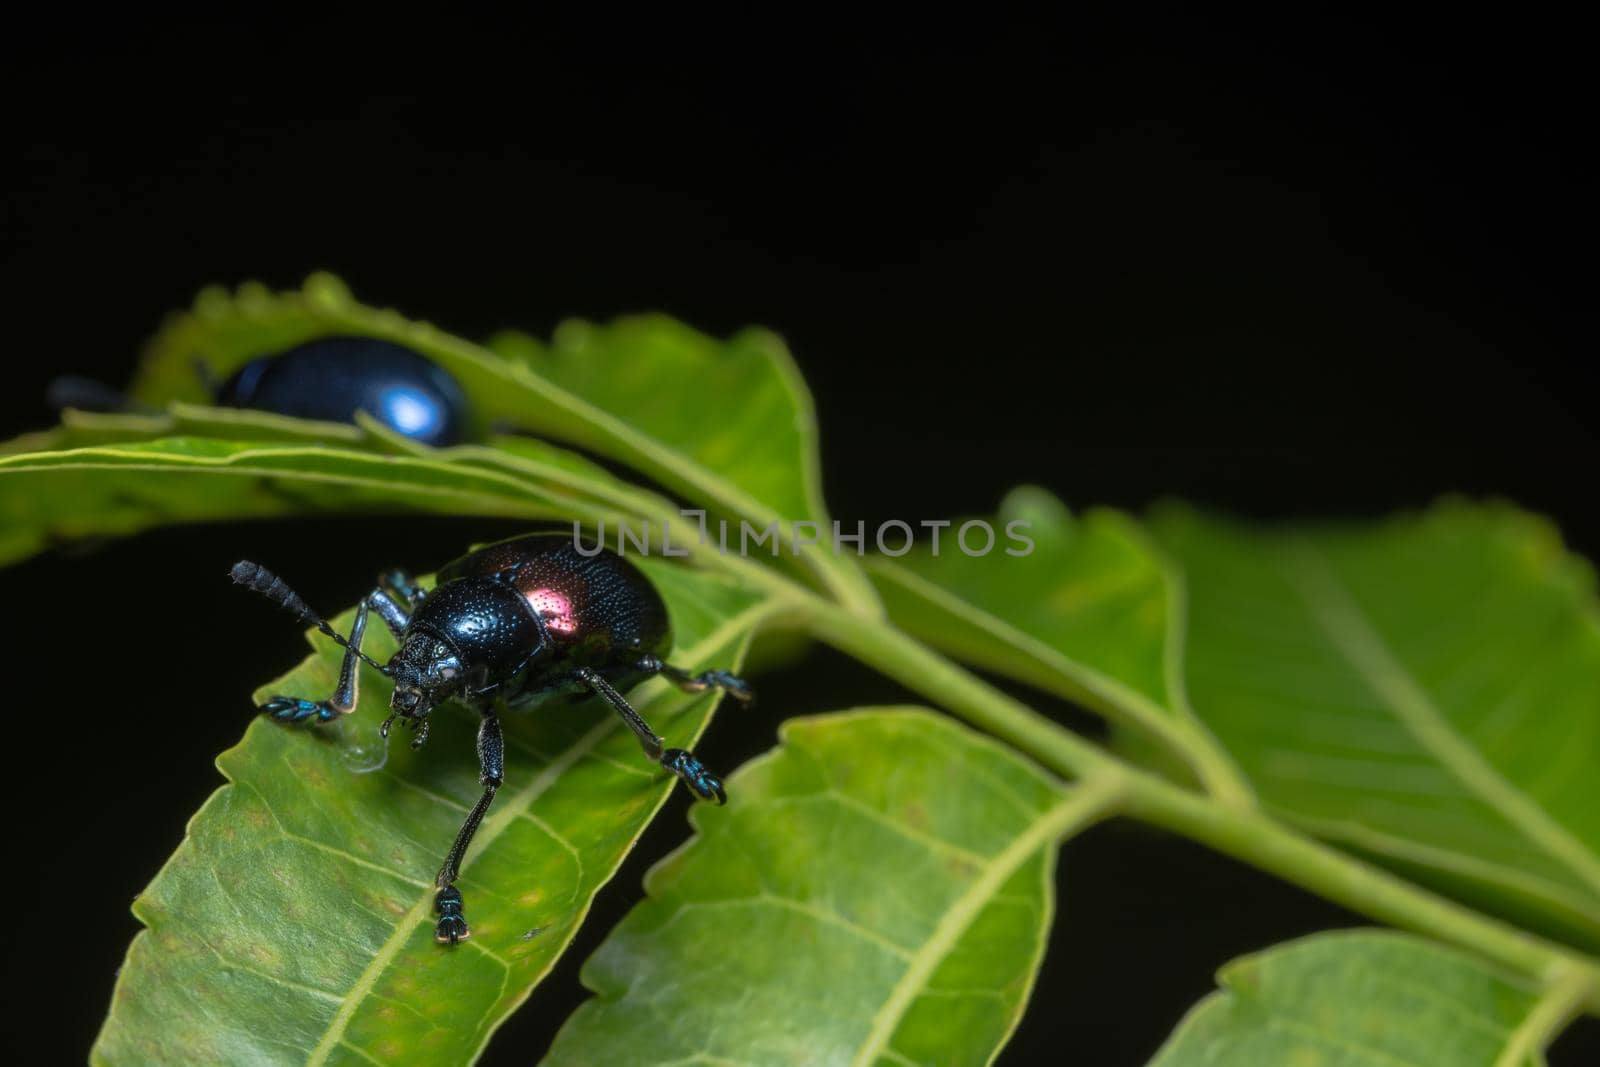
[526,588,577,634]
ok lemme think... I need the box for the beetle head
[386,633,465,723]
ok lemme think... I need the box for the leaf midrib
[0,444,653,527]
[304,716,610,1066]
[0,459,544,516]
[848,774,1122,1067]
[871,561,1254,807]
[1284,811,1600,937]
[1279,540,1600,903]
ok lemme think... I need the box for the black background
[2,10,1595,1064]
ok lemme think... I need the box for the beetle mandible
[232,532,752,945]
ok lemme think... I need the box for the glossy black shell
[410,579,545,683]
[421,533,672,699]
[215,335,470,446]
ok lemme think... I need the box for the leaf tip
[301,271,354,309]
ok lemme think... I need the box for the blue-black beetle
[232,532,752,944]
[49,335,472,447]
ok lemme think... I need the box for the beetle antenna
[231,560,392,674]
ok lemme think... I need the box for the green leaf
[1153,501,1600,949]
[488,318,827,561]
[0,408,783,573]
[0,436,624,568]
[1149,929,1578,1066]
[92,562,774,1066]
[543,707,1119,1067]
[55,404,369,447]
[867,487,1253,805]
[123,275,876,610]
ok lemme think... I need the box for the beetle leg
[261,599,370,724]
[409,715,431,750]
[260,585,409,724]
[380,568,428,611]
[433,710,505,945]
[366,583,412,639]
[191,356,220,394]
[576,666,727,804]
[636,655,755,707]
[45,374,134,413]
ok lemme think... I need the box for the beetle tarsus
[649,660,756,708]
[45,374,132,413]
[661,748,727,805]
[433,886,470,944]
[698,670,754,706]
[261,696,339,724]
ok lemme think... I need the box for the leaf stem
[1121,771,1600,997]
[1494,965,1592,1067]
[866,558,1256,809]
[794,596,1600,1006]
[315,290,886,618]
[798,600,1119,780]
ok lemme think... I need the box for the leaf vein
[1279,541,1600,901]
[765,792,993,866]
[849,775,1122,1067]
